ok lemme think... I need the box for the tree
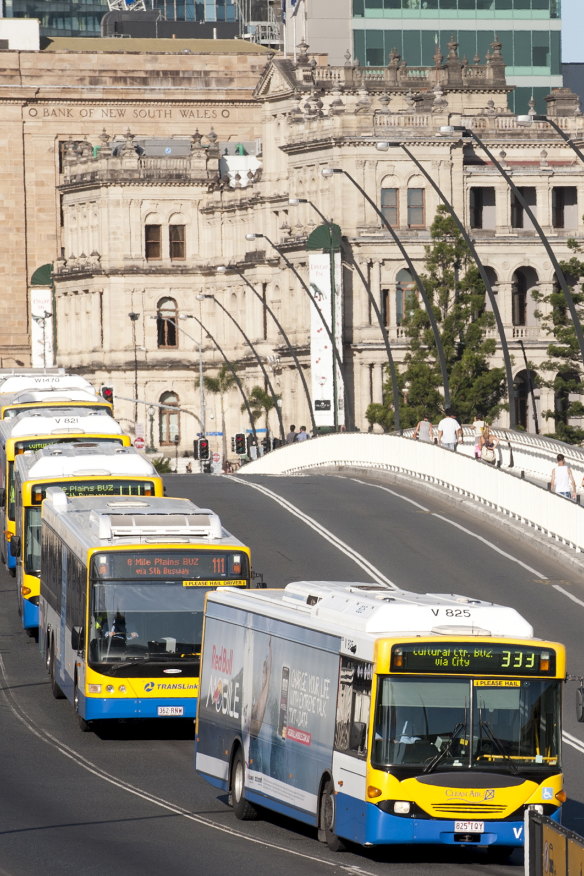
[532,241,584,443]
[241,385,281,439]
[366,207,506,432]
[199,364,238,462]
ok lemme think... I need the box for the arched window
[512,267,538,327]
[159,391,179,445]
[395,268,416,326]
[157,298,177,348]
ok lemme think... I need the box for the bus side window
[334,656,372,757]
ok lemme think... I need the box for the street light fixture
[438,125,584,372]
[197,291,285,442]
[375,139,517,429]
[321,166,452,412]
[516,115,584,165]
[216,265,317,434]
[245,231,350,430]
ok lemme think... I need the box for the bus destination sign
[93,550,248,582]
[16,436,124,454]
[31,479,156,503]
[390,642,556,676]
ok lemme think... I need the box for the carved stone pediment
[254,60,298,101]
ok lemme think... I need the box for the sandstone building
[3,35,584,455]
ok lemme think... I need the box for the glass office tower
[352,0,562,113]
[2,0,239,36]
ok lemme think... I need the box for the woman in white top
[472,416,486,459]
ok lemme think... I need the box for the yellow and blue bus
[1,389,113,420]
[196,581,565,857]
[0,410,131,574]
[39,492,252,730]
[13,443,164,631]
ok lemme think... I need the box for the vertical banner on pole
[308,250,344,428]
[30,285,54,368]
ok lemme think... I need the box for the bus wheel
[318,779,345,852]
[48,642,65,699]
[74,682,90,732]
[230,748,258,821]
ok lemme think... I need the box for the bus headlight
[106,684,115,693]
[394,801,411,814]
[118,685,127,693]
[88,684,102,693]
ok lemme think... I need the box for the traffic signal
[235,433,246,455]
[193,440,199,460]
[198,437,210,460]
[231,435,236,453]
[100,385,114,404]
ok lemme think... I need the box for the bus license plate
[454,821,484,833]
[157,706,184,717]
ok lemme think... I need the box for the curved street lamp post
[375,140,517,429]
[441,125,584,371]
[198,293,285,442]
[321,166,452,411]
[288,196,402,433]
[216,265,317,434]
[164,315,259,445]
[245,231,352,430]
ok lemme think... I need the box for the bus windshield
[88,549,249,667]
[371,676,561,773]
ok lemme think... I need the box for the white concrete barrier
[237,433,584,553]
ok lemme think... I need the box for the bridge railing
[238,433,584,553]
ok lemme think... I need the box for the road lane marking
[563,731,584,754]
[552,584,584,609]
[348,478,548,579]
[0,651,375,874]
[226,476,397,589]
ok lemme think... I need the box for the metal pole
[384,141,517,429]
[129,311,140,426]
[201,294,285,442]
[289,198,402,433]
[517,339,540,435]
[219,266,318,434]
[247,233,352,430]
[451,126,584,371]
[523,115,584,165]
[322,168,452,410]
[329,224,339,431]
[189,315,259,444]
[343,242,402,434]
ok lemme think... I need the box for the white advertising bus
[195,581,566,857]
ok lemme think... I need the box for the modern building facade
[2,0,241,37]
[284,0,563,114]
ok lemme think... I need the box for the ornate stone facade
[0,38,270,366]
[48,41,584,450]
